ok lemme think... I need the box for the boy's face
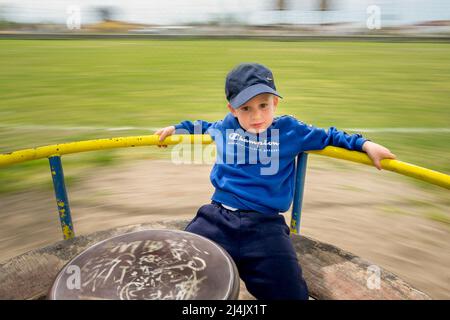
[227,93,278,134]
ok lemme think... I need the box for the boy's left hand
[362,141,397,170]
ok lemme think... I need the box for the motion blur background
[1,0,450,29]
[0,0,449,298]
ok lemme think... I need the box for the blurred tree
[275,0,287,11]
[0,4,6,21]
[316,0,335,26]
[95,6,116,22]
[0,4,15,30]
[319,0,330,11]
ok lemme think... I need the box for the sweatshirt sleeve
[174,120,221,134]
[294,120,367,152]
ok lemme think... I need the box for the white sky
[0,0,449,25]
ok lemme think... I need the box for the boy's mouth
[251,122,264,128]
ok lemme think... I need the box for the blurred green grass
[0,39,449,193]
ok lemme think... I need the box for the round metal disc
[49,229,239,300]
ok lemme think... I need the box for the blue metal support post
[49,155,75,240]
[290,152,308,235]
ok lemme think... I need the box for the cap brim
[229,83,282,109]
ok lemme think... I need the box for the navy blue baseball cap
[225,63,282,109]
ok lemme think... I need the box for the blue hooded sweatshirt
[175,113,367,215]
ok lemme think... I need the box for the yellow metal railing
[1,134,449,189]
[308,147,450,190]
[1,134,449,239]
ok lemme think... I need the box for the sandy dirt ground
[0,157,448,299]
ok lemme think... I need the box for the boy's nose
[252,110,263,120]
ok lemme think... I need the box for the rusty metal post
[49,155,75,240]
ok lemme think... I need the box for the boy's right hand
[154,126,176,148]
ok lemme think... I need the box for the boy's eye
[241,106,250,111]
[260,104,268,109]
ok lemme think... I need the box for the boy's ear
[272,96,279,111]
[227,103,237,116]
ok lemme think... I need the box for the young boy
[155,63,396,300]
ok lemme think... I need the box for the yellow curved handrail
[308,147,450,190]
[0,134,449,189]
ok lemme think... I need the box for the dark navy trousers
[185,201,309,300]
